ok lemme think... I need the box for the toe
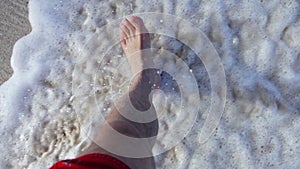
[120,27,126,44]
[129,16,147,33]
[119,26,127,51]
[129,16,143,25]
[121,23,130,38]
[123,19,136,35]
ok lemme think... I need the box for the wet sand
[0,0,31,84]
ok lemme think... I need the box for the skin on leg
[80,16,159,169]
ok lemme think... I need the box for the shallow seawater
[0,0,300,168]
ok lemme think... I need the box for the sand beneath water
[0,0,31,84]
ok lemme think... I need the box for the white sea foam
[0,0,300,168]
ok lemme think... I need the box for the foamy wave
[0,0,299,168]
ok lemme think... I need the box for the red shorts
[50,153,131,169]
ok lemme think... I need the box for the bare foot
[120,16,150,57]
[120,16,160,89]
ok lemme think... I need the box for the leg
[80,16,159,169]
